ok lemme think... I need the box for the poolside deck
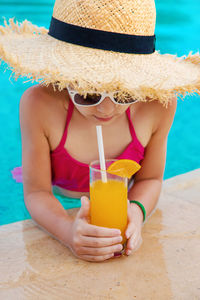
[0,169,200,299]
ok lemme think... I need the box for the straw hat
[0,0,200,105]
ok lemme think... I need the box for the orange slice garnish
[107,159,141,178]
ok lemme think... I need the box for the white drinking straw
[96,125,107,183]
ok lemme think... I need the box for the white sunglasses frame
[67,87,138,107]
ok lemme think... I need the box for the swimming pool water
[0,0,200,225]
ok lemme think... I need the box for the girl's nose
[96,97,115,114]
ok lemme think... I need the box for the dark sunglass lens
[114,93,138,104]
[85,93,101,104]
[128,97,138,103]
[74,93,101,105]
[74,94,85,105]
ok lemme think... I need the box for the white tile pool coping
[0,169,200,299]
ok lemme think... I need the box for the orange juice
[90,179,127,244]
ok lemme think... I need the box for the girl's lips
[94,115,113,122]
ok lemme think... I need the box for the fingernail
[126,232,130,238]
[119,244,123,251]
[127,250,131,256]
[114,252,122,257]
[80,196,85,203]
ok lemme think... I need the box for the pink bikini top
[50,100,145,192]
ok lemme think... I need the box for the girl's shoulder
[129,97,177,147]
[20,84,69,137]
[21,84,69,109]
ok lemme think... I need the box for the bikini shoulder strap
[126,107,138,140]
[58,97,74,148]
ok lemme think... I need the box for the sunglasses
[67,87,138,107]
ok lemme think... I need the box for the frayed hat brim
[0,19,200,106]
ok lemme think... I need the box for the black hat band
[48,16,156,54]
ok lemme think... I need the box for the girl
[0,0,199,262]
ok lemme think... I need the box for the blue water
[0,0,200,225]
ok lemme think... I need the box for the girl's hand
[68,196,123,262]
[125,201,144,256]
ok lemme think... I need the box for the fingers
[71,220,123,261]
[133,237,143,252]
[80,235,122,247]
[80,253,114,262]
[125,221,142,255]
[72,235,123,262]
[126,233,142,255]
[78,244,123,256]
[83,223,121,237]
[125,221,135,240]
[76,196,90,219]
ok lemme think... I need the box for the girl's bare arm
[125,97,177,254]
[20,86,73,242]
[20,86,121,262]
[129,97,177,216]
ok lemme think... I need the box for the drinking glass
[89,159,128,249]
